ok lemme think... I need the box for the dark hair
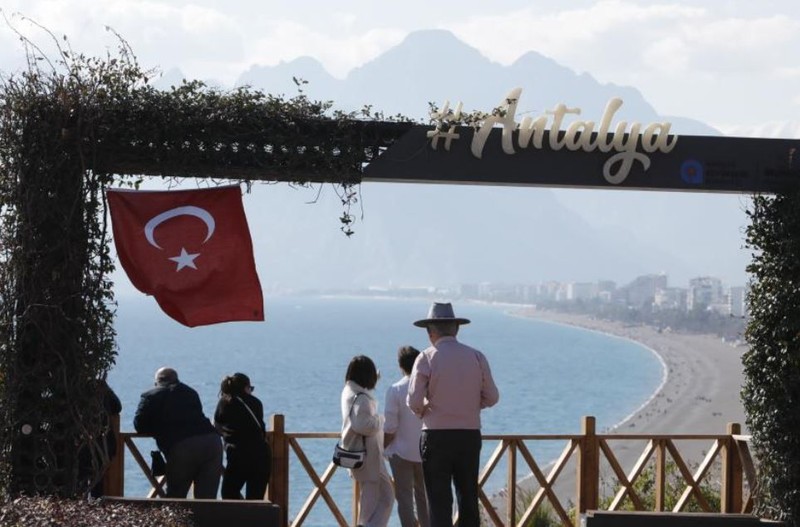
[397,346,420,375]
[220,372,250,398]
[345,355,379,390]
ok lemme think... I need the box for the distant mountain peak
[399,29,466,46]
[280,56,327,71]
[236,56,338,95]
[723,120,800,139]
[233,28,716,134]
[511,50,564,71]
[240,55,329,79]
[372,28,488,65]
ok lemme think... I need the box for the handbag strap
[342,392,367,448]
[235,396,262,431]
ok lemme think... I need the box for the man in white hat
[407,302,499,527]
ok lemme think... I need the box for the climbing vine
[0,25,408,495]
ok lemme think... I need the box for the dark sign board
[363,124,800,194]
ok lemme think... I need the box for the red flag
[107,186,264,327]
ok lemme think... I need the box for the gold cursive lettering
[430,89,678,185]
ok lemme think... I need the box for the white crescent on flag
[143,206,216,250]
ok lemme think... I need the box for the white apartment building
[687,276,724,311]
[654,287,688,310]
[729,286,748,318]
[566,282,599,301]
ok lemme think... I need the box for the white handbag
[332,393,366,469]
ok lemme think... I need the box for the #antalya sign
[428,88,677,185]
[363,88,800,194]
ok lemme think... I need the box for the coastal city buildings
[298,272,747,341]
[356,273,749,319]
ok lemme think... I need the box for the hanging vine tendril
[0,21,411,496]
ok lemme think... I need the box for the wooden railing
[105,415,757,527]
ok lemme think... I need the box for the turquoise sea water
[109,295,663,525]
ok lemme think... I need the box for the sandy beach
[509,308,749,506]
[523,309,748,435]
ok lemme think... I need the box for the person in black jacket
[214,372,272,500]
[78,377,122,498]
[134,367,222,498]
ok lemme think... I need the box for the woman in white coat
[341,355,395,527]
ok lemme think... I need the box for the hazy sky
[0,0,791,291]
[0,0,798,130]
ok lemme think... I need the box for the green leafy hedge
[743,190,800,526]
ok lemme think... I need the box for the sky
[0,0,795,292]
[0,0,798,131]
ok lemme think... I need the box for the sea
[108,294,664,526]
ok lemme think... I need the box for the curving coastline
[509,308,748,505]
[515,308,748,437]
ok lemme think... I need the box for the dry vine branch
[0,21,412,496]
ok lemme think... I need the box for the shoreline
[511,307,748,436]
[506,307,670,434]
[507,307,748,504]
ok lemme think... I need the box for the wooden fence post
[103,413,124,496]
[654,439,666,512]
[721,422,743,513]
[576,416,599,525]
[507,439,517,526]
[268,414,289,527]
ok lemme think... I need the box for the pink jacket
[407,336,500,430]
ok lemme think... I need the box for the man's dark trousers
[420,429,482,527]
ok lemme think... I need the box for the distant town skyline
[309,272,750,322]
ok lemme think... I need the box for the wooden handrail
[105,416,758,527]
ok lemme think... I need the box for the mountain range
[138,30,765,294]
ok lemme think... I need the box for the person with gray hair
[407,303,499,527]
[134,367,223,498]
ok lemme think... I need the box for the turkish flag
[107,185,264,327]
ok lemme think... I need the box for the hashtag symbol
[427,126,461,151]
[428,101,462,151]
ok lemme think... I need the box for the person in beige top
[341,355,394,527]
[408,303,500,527]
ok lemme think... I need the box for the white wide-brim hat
[413,302,471,328]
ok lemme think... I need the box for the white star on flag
[169,247,200,271]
